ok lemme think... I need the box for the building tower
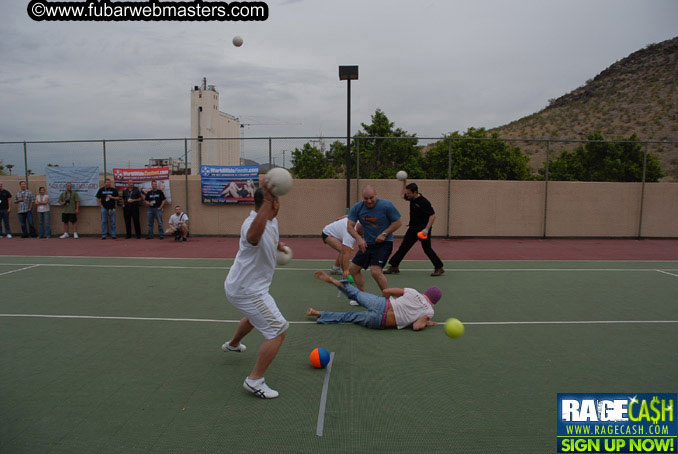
[190,78,241,172]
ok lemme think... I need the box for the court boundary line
[1,255,678,263]
[656,270,678,278]
[0,264,40,277]
[1,262,678,272]
[2,313,678,326]
[316,352,335,437]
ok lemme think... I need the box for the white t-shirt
[322,217,359,248]
[168,212,188,228]
[36,194,50,212]
[390,288,435,329]
[225,210,279,299]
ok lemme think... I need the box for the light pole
[339,65,358,213]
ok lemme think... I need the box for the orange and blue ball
[310,347,330,368]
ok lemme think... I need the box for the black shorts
[61,213,77,223]
[321,231,329,244]
[352,241,393,270]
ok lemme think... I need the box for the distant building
[190,79,241,172]
[147,157,189,175]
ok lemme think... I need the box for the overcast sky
[0,0,676,167]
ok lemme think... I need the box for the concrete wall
[1,177,677,237]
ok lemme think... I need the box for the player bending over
[307,271,440,331]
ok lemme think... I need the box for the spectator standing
[14,180,37,238]
[58,182,80,239]
[145,180,166,239]
[35,186,51,238]
[122,180,142,239]
[96,178,120,240]
[0,181,12,238]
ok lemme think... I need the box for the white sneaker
[59,233,69,239]
[5,234,11,238]
[221,341,246,352]
[330,266,342,275]
[349,300,359,306]
[73,232,79,239]
[243,378,279,399]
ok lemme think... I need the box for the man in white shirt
[321,216,362,277]
[307,271,441,331]
[222,185,289,399]
[165,205,189,242]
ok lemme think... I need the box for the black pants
[124,206,141,238]
[388,227,443,269]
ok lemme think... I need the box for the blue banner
[200,165,259,205]
[557,393,677,453]
[45,166,101,207]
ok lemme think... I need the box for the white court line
[1,314,677,326]
[656,270,678,278]
[1,262,678,272]
[0,264,40,277]
[316,352,335,437]
[2,255,678,263]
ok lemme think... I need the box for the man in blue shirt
[347,185,402,291]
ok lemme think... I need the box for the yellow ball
[444,318,465,338]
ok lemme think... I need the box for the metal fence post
[184,138,189,216]
[268,138,272,168]
[356,138,360,204]
[446,138,452,238]
[637,142,648,239]
[102,140,107,178]
[542,139,550,238]
[23,141,29,185]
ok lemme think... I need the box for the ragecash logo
[557,394,677,453]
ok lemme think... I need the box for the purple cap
[424,286,442,305]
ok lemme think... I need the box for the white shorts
[226,291,289,340]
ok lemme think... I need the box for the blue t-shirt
[348,199,401,244]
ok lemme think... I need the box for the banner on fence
[112,167,172,202]
[45,166,100,206]
[200,165,259,205]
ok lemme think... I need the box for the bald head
[362,185,377,208]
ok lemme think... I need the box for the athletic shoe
[101,237,106,240]
[6,234,11,238]
[60,233,69,239]
[349,300,359,306]
[243,378,279,399]
[73,232,79,239]
[383,266,400,274]
[330,266,342,275]
[431,268,445,277]
[222,341,246,352]
[182,237,187,242]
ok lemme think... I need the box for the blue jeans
[101,208,117,238]
[18,211,37,237]
[317,284,387,329]
[0,209,10,236]
[38,211,51,237]
[147,208,164,238]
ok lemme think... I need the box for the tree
[423,128,532,180]
[544,133,663,182]
[0,160,5,176]
[6,164,14,176]
[327,109,424,179]
[290,143,334,179]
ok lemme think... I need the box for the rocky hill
[491,36,678,180]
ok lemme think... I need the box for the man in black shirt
[384,181,445,277]
[0,181,12,238]
[95,178,120,240]
[121,180,143,239]
[145,180,166,239]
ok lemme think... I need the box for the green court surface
[1,257,677,453]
